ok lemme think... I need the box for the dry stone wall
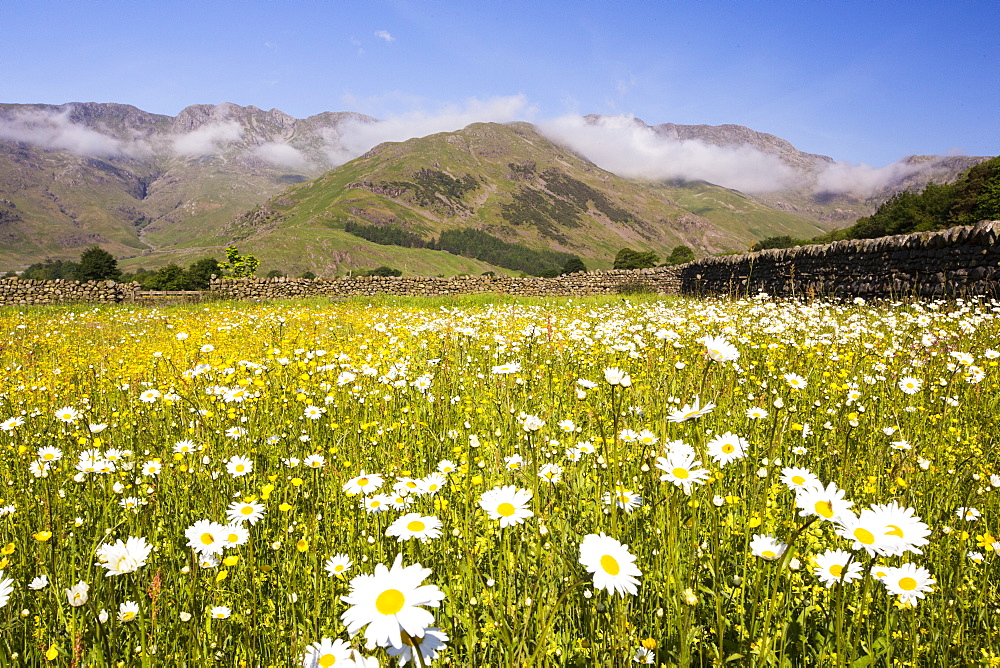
[676,220,1000,298]
[209,268,680,300]
[0,278,139,306]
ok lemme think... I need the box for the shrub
[363,266,402,277]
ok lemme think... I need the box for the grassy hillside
[227,123,829,274]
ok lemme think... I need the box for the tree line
[14,248,223,290]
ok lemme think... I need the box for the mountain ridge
[0,101,987,273]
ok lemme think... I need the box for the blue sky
[2,0,998,165]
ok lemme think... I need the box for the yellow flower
[45,645,59,661]
[215,570,228,583]
[33,531,53,542]
[278,503,293,512]
[1,542,14,555]
[291,478,303,487]
[296,539,309,552]
[748,516,762,528]
[223,556,239,567]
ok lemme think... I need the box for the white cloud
[537,114,800,193]
[322,94,538,166]
[0,107,150,158]
[813,159,928,194]
[374,30,395,42]
[253,141,309,169]
[171,121,244,156]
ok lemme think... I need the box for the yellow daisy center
[885,524,905,538]
[761,550,776,559]
[497,502,516,517]
[898,577,918,591]
[854,528,876,544]
[407,520,426,532]
[791,475,805,485]
[600,554,620,575]
[241,507,253,515]
[318,654,336,667]
[672,467,690,479]
[814,500,835,518]
[829,564,844,577]
[200,533,215,545]
[722,444,734,453]
[376,588,406,615]
[358,478,369,486]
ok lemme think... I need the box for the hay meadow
[0,294,998,666]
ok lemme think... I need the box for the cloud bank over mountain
[0,100,974,197]
[537,114,802,194]
[813,159,934,194]
[171,121,244,157]
[0,107,150,158]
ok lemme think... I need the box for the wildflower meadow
[0,294,998,666]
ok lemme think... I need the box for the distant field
[0,296,997,666]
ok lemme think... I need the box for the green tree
[363,266,402,277]
[265,269,286,279]
[143,264,188,290]
[218,246,260,278]
[185,258,221,289]
[299,271,317,280]
[750,236,800,252]
[76,246,121,281]
[560,257,588,274]
[613,248,659,270]
[665,245,696,265]
[22,259,79,280]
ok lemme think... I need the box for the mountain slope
[0,102,372,269]
[226,122,827,273]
